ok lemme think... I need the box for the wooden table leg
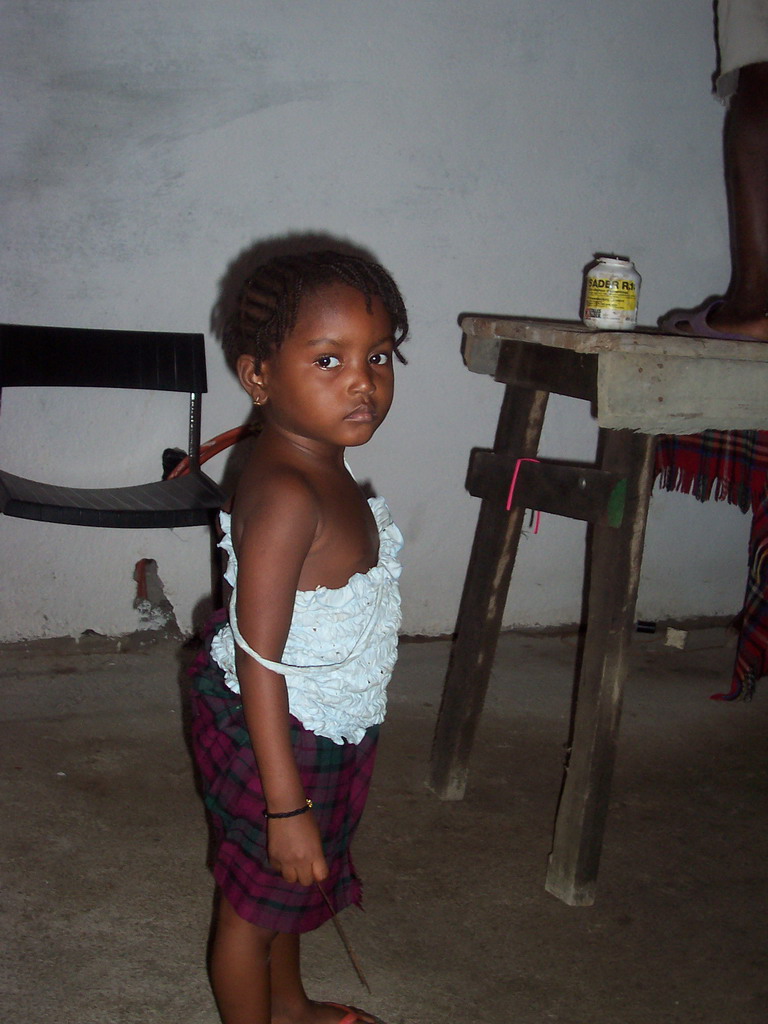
[429,385,549,799]
[545,429,656,905]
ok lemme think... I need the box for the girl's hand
[267,812,329,886]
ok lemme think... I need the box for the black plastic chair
[0,323,226,528]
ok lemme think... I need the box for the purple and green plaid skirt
[190,622,379,933]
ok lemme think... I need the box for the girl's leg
[269,933,312,1021]
[270,933,378,1024]
[209,892,276,1024]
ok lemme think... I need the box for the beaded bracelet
[263,798,313,820]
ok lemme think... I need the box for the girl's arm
[233,473,328,886]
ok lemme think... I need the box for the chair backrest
[0,324,207,393]
[0,323,225,530]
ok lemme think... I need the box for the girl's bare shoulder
[232,453,322,545]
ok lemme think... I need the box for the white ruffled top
[210,496,403,745]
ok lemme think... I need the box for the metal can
[582,255,641,331]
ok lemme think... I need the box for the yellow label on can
[585,276,637,312]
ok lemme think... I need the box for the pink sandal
[322,1002,387,1024]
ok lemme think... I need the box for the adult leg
[709,61,768,339]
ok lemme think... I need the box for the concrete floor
[2,625,767,1024]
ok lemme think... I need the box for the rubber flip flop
[322,1002,387,1024]
[659,299,761,342]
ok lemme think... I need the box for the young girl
[191,250,408,1024]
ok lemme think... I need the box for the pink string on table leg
[506,458,541,534]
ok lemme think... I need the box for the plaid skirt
[656,430,768,699]
[190,622,379,933]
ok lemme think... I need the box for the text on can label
[585,279,637,311]
[588,279,636,291]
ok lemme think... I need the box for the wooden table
[428,316,768,905]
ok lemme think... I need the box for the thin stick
[315,882,372,993]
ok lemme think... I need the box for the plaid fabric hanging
[655,430,768,700]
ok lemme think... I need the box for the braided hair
[222,250,408,371]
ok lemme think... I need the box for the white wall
[0,0,751,641]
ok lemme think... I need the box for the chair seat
[0,468,226,529]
